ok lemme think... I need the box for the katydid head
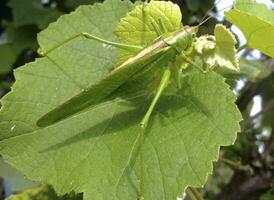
[184,25,199,36]
[163,25,198,53]
[160,0,233,53]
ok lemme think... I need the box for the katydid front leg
[39,32,144,56]
[140,67,171,128]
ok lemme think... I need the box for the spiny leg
[39,32,144,56]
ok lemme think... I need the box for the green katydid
[36,0,229,128]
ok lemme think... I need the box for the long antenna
[195,15,213,28]
[195,0,239,28]
[198,0,224,25]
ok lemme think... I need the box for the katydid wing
[37,27,200,127]
[37,36,177,127]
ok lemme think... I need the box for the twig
[241,101,274,130]
[186,187,204,200]
[262,129,274,161]
[237,43,248,52]
[219,157,251,172]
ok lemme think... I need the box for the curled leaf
[195,24,239,71]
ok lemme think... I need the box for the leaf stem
[218,157,250,171]
[237,43,248,52]
[186,187,204,200]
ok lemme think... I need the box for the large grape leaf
[225,0,274,57]
[0,0,241,199]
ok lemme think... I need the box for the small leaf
[7,185,82,200]
[260,190,274,200]
[185,0,200,12]
[185,0,215,12]
[0,24,38,75]
[65,0,102,9]
[225,0,274,57]
[7,0,63,29]
[216,59,271,82]
[115,0,182,62]
[195,24,239,71]
[0,44,16,75]
[203,163,234,198]
[0,81,12,98]
[115,1,182,46]
[4,24,38,52]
